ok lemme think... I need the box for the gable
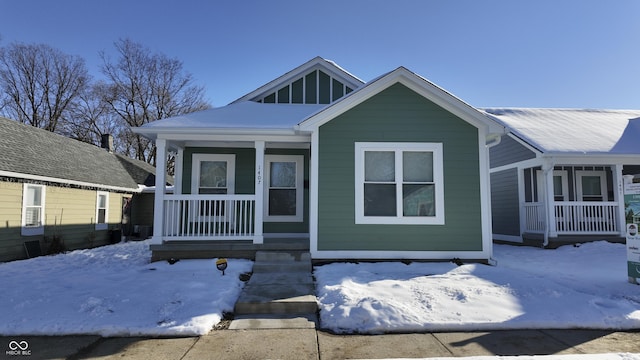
[230,57,363,105]
[256,68,355,105]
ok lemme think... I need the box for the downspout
[485,134,503,266]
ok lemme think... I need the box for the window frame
[264,154,304,222]
[575,170,607,202]
[191,154,236,195]
[355,142,445,225]
[21,183,46,236]
[95,191,109,231]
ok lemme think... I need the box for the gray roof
[0,117,162,191]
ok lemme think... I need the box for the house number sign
[257,164,262,185]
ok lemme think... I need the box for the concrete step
[228,314,317,330]
[254,251,311,263]
[247,272,314,286]
[234,283,318,314]
[252,262,312,273]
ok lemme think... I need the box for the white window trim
[191,154,236,195]
[21,184,46,236]
[264,155,304,222]
[355,142,445,225]
[536,170,569,201]
[575,170,607,201]
[95,191,109,231]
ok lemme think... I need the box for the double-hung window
[355,142,444,225]
[96,191,109,230]
[22,184,45,236]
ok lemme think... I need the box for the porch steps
[229,251,318,330]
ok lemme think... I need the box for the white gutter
[0,170,141,193]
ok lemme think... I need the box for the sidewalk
[3,329,640,360]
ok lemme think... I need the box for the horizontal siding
[317,83,483,253]
[0,182,25,261]
[490,135,536,168]
[0,181,129,262]
[490,168,520,236]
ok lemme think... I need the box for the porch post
[254,141,265,244]
[613,164,626,236]
[151,138,167,245]
[543,162,557,238]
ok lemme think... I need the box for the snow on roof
[140,101,326,131]
[483,108,640,154]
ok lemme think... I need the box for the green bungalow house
[133,57,505,262]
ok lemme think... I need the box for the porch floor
[150,237,310,262]
[515,233,625,249]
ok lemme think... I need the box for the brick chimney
[101,134,114,153]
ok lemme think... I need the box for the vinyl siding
[490,168,521,236]
[490,135,536,168]
[0,181,128,262]
[317,83,483,252]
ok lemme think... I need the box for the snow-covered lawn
[315,241,640,334]
[0,240,252,336]
[1,239,639,338]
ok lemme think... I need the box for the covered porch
[520,160,640,245]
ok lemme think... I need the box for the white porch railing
[522,202,545,233]
[523,201,619,235]
[554,201,619,234]
[162,195,256,240]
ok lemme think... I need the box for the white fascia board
[541,153,640,165]
[0,170,141,193]
[158,132,310,143]
[298,67,506,136]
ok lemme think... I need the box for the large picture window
[22,184,45,236]
[355,142,444,225]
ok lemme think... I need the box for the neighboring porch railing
[523,201,619,235]
[162,195,256,240]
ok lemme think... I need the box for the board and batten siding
[490,168,521,237]
[317,83,483,252]
[0,181,128,262]
[489,135,536,169]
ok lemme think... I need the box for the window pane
[269,189,296,216]
[25,207,41,227]
[403,152,433,182]
[364,184,396,216]
[553,176,563,196]
[200,161,227,187]
[270,162,296,188]
[98,194,107,208]
[199,188,227,195]
[581,176,602,196]
[365,151,395,182]
[403,184,435,216]
[98,209,106,223]
[27,186,41,206]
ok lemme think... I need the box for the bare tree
[100,38,210,165]
[0,42,89,132]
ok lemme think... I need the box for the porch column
[543,163,557,238]
[254,141,265,244]
[614,164,626,236]
[151,138,167,245]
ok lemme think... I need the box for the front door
[576,170,607,201]
[264,155,304,222]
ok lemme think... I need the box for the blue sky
[1,0,638,109]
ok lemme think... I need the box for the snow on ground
[0,239,639,338]
[315,241,640,334]
[0,240,252,336]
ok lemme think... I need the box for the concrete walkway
[3,329,640,359]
